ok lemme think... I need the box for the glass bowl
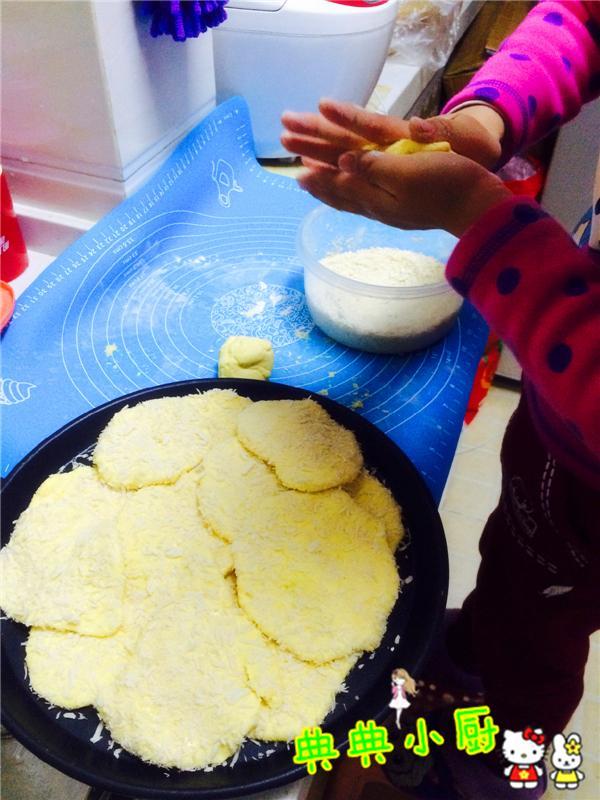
[298,205,463,354]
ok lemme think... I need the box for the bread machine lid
[227,1,287,10]
[221,0,399,36]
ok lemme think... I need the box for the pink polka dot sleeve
[446,196,600,488]
[443,0,600,165]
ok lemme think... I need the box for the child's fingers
[409,113,501,168]
[300,156,338,172]
[281,111,365,150]
[318,98,409,146]
[298,167,397,222]
[338,148,457,196]
[281,132,347,166]
[408,116,454,144]
[297,173,360,216]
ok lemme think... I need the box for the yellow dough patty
[346,471,405,552]
[232,488,398,663]
[197,437,282,542]
[118,471,233,585]
[205,577,359,743]
[236,398,363,492]
[96,590,260,770]
[0,467,124,636]
[94,389,251,490]
[26,627,129,709]
[245,637,358,741]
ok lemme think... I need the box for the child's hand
[298,148,511,238]
[282,99,504,170]
[409,105,505,168]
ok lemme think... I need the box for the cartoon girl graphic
[389,668,418,729]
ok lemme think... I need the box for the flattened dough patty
[204,579,359,743]
[233,488,398,663]
[26,627,128,709]
[94,389,251,490]
[0,467,124,636]
[346,471,405,552]
[236,399,363,491]
[96,591,260,770]
[197,437,282,542]
[118,472,233,585]
[245,637,357,741]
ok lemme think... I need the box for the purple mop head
[144,1,229,42]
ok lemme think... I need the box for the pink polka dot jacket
[442,0,600,489]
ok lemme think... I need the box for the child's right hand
[297,147,511,238]
[281,99,505,171]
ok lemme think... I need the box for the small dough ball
[362,138,451,155]
[236,398,363,492]
[218,336,274,380]
[94,389,251,490]
[346,471,405,552]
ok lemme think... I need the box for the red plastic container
[500,156,546,200]
[1,170,29,282]
[326,1,389,6]
[1,280,15,331]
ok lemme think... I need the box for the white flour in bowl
[305,247,462,354]
[321,247,444,287]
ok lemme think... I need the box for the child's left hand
[298,148,511,238]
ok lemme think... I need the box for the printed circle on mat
[210,283,313,347]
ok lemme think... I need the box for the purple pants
[449,392,600,737]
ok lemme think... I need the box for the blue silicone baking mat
[1,97,488,502]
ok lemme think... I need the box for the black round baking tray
[1,378,448,798]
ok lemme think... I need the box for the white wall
[542,96,600,232]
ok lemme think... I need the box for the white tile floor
[439,383,519,609]
[440,383,599,800]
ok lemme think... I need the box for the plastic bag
[391,0,464,68]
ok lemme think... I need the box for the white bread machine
[213,0,399,158]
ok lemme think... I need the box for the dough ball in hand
[362,138,451,155]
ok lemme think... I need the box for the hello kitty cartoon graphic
[550,732,585,790]
[502,727,546,789]
[389,668,418,729]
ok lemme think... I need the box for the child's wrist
[450,104,506,145]
[447,180,512,238]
